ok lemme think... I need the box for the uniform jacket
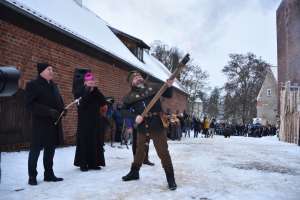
[122,82,173,134]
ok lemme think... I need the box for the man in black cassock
[73,72,107,171]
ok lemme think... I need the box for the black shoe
[44,175,63,182]
[143,160,155,166]
[28,177,37,186]
[88,166,101,170]
[122,166,140,181]
[80,166,89,172]
[166,171,177,190]
[168,181,177,190]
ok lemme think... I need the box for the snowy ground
[1,135,300,200]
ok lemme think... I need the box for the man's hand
[135,115,144,124]
[62,108,68,117]
[85,80,96,88]
[166,79,174,87]
[49,109,60,120]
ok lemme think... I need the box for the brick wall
[162,90,188,113]
[0,19,188,147]
[276,0,300,114]
[276,1,287,89]
[277,0,300,86]
[276,0,300,145]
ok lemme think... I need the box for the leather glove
[62,108,68,117]
[49,109,60,120]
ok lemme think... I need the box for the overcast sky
[84,0,281,88]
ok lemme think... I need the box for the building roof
[109,26,150,50]
[143,51,185,89]
[257,68,277,100]
[194,97,202,103]
[2,0,186,92]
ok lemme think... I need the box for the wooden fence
[0,89,32,151]
[279,82,300,145]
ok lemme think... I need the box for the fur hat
[127,70,143,84]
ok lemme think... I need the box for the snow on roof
[3,0,186,92]
[194,97,202,103]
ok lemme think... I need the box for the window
[267,89,271,96]
[129,47,144,62]
[137,47,144,62]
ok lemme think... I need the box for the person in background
[193,117,200,138]
[203,116,210,138]
[186,116,192,138]
[122,117,134,148]
[209,118,216,138]
[106,97,117,147]
[114,103,124,144]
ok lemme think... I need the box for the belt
[144,112,160,118]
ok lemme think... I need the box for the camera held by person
[0,66,20,97]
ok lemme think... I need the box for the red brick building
[277,0,300,87]
[0,0,188,150]
[276,0,300,145]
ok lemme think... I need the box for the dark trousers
[203,128,209,138]
[28,146,55,177]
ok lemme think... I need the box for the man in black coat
[73,72,107,171]
[25,63,65,185]
[121,70,177,190]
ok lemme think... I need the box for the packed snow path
[1,136,300,200]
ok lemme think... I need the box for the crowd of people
[107,109,217,144]
[214,123,278,138]
[163,112,216,140]
[108,107,278,145]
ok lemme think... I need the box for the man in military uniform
[121,70,177,190]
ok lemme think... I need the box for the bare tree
[222,53,270,123]
[207,87,220,118]
[150,40,180,72]
[150,41,209,113]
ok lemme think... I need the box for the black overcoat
[25,76,64,148]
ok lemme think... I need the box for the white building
[191,97,203,117]
[256,68,278,125]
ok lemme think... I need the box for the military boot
[165,171,177,190]
[143,159,155,166]
[122,165,140,181]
